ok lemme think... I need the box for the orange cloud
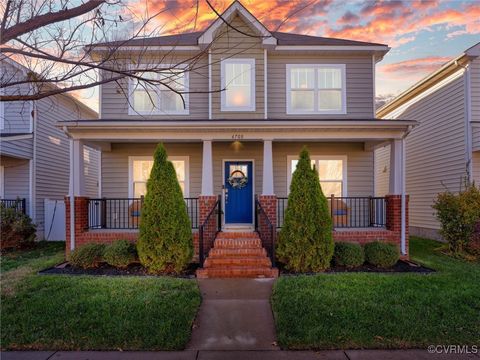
[379,56,452,78]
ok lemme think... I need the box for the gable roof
[90,0,388,50]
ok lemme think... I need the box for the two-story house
[59,1,415,277]
[0,57,100,240]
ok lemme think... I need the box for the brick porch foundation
[67,194,409,259]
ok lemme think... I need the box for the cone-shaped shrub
[137,143,193,273]
[277,147,334,272]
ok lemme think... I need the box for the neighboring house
[376,43,480,241]
[0,57,100,240]
[59,1,415,277]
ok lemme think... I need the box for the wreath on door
[228,170,248,189]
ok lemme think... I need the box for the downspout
[401,125,413,255]
[456,60,472,182]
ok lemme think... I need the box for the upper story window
[129,67,188,115]
[221,58,255,111]
[286,64,346,115]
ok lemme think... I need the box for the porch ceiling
[58,119,417,145]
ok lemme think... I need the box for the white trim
[93,46,200,52]
[401,137,406,255]
[198,2,276,46]
[384,69,465,119]
[221,58,256,112]
[208,49,212,120]
[264,49,268,119]
[464,62,473,182]
[98,151,102,197]
[28,159,33,217]
[31,101,37,223]
[286,64,347,115]
[0,133,33,141]
[275,45,389,51]
[128,155,190,198]
[0,165,4,198]
[372,55,376,117]
[127,64,190,116]
[69,140,75,251]
[222,159,255,227]
[286,155,348,196]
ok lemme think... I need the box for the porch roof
[58,118,417,148]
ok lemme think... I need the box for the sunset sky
[76,0,479,112]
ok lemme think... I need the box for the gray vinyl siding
[374,144,390,196]
[1,156,30,215]
[268,54,374,119]
[100,141,373,199]
[34,95,97,235]
[0,137,33,159]
[101,143,202,198]
[0,62,32,133]
[471,58,480,151]
[84,146,100,198]
[272,142,373,197]
[379,70,467,231]
[210,14,265,119]
[100,54,209,120]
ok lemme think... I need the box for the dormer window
[221,59,255,111]
[129,67,189,115]
[286,64,346,114]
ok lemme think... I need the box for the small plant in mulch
[364,241,399,268]
[333,242,365,268]
[69,243,106,269]
[103,240,137,269]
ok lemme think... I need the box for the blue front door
[224,161,253,224]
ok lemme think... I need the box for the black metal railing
[277,196,386,229]
[255,196,276,266]
[198,195,222,267]
[0,198,26,214]
[87,197,199,230]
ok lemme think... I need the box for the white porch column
[262,139,274,195]
[389,139,403,195]
[201,140,214,195]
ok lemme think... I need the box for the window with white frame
[129,67,188,115]
[287,156,346,197]
[221,59,255,111]
[129,156,189,197]
[287,64,346,114]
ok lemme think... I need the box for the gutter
[456,60,473,182]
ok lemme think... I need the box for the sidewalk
[1,350,479,360]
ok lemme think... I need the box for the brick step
[215,232,259,239]
[196,266,279,279]
[209,248,267,257]
[204,256,272,268]
[214,238,262,249]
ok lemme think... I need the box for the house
[59,1,415,277]
[0,57,100,240]
[376,43,480,241]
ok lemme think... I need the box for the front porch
[62,119,412,273]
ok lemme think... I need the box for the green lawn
[1,242,201,350]
[271,237,480,349]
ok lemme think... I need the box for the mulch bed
[39,262,199,278]
[279,260,435,275]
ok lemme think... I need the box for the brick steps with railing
[196,232,279,278]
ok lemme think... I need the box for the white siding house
[0,58,99,239]
[376,42,480,240]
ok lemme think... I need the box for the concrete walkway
[1,350,478,359]
[186,278,279,350]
